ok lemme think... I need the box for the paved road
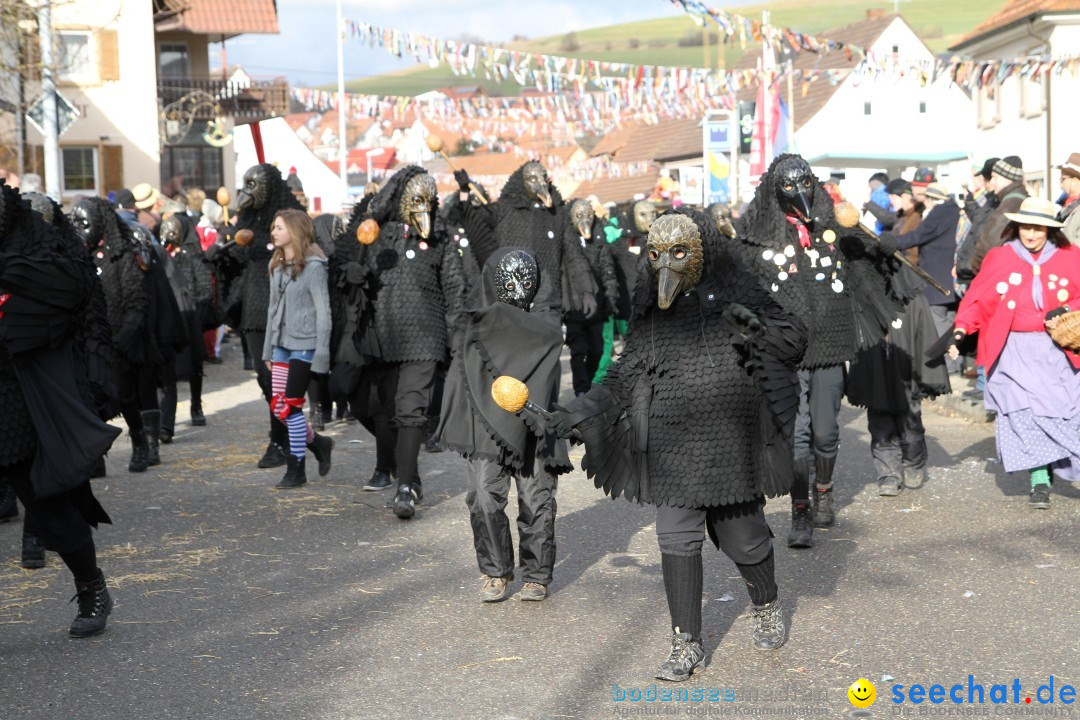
[1,345,1077,720]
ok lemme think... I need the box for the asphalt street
[1,342,1077,720]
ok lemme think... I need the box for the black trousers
[794,365,845,460]
[353,360,438,485]
[565,313,605,395]
[2,459,94,553]
[466,458,558,585]
[867,400,927,482]
[246,330,286,448]
[654,500,773,564]
[114,365,145,436]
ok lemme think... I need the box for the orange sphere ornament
[234,229,254,247]
[357,218,380,245]
[491,376,530,413]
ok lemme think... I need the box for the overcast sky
[213,0,718,87]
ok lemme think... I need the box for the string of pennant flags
[347,18,1080,103]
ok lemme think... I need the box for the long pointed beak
[414,212,431,239]
[577,222,592,239]
[794,191,813,221]
[656,267,682,310]
[237,190,253,210]
[537,187,553,208]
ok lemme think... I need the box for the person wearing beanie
[971,155,1029,276]
[1056,152,1080,246]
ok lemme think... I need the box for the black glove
[605,296,618,318]
[1046,306,1071,322]
[581,292,598,320]
[723,303,763,337]
[454,169,471,193]
[547,403,578,440]
[876,232,900,256]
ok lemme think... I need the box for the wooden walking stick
[426,135,488,204]
[216,187,231,226]
[491,376,582,441]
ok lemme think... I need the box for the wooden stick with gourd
[426,135,488,205]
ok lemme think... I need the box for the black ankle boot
[307,433,334,477]
[813,455,837,528]
[276,455,307,488]
[257,441,287,469]
[128,431,149,473]
[0,484,17,523]
[69,570,113,638]
[141,410,161,466]
[786,502,814,548]
[21,532,45,569]
[190,374,206,426]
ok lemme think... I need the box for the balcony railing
[158,77,290,121]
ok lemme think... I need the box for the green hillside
[331,0,1006,97]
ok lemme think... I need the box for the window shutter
[97,29,119,82]
[21,29,41,82]
[102,144,123,195]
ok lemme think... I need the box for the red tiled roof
[590,122,643,158]
[572,171,660,206]
[425,151,530,178]
[951,0,1080,50]
[154,0,279,37]
[734,13,898,132]
[347,147,397,170]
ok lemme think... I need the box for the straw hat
[132,183,161,210]
[923,183,950,202]
[1004,197,1065,228]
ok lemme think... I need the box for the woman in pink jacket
[949,197,1080,509]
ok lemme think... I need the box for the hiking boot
[364,469,393,491]
[655,631,705,682]
[0,484,17,523]
[276,456,307,489]
[786,503,814,549]
[128,431,149,473]
[257,442,287,469]
[141,410,161,467]
[21,533,45,569]
[878,476,903,496]
[1029,484,1051,510]
[393,484,417,519]
[480,575,511,603]
[902,465,926,490]
[751,598,787,650]
[518,582,547,602]
[69,570,113,638]
[307,433,334,477]
[813,487,835,528]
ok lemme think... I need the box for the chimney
[866,8,886,19]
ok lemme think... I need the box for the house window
[919,101,927,114]
[57,31,93,83]
[61,146,98,196]
[161,144,224,193]
[159,43,191,79]
[1021,76,1045,118]
[891,44,899,54]
[864,102,871,115]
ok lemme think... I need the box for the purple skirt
[986,331,1080,481]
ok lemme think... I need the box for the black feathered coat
[563,208,807,509]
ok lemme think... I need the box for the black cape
[438,247,572,476]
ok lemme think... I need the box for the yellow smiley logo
[848,678,876,708]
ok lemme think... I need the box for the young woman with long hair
[263,209,334,487]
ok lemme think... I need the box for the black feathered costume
[438,247,570,585]
[0,182,119,636]
[341,166,465,504]
[733,154,900,538]
[459,162,595,316]
[549,208,806,669]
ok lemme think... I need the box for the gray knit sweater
[262,256,331,373]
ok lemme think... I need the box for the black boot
[128,431,149,473]
[190,374,206,426]
[364,469,393,491]
[257,441,287,469]
[69,570,113,638]
[21,531,45,569]
[307,433,334,477]
[276,455,307,488]
[395,426,426,503]
[141,410,162,467]
[786,501,814,548]
[813,455,837,528]
[0,483,17,523]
